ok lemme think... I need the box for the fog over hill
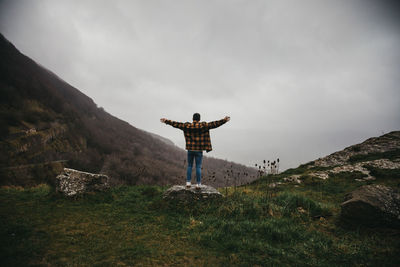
[0,34,256,187]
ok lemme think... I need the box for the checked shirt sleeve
[165,120,186,130]
[207,118,228,129]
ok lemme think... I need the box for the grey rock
[283,175,302,184]
[340,184,400,228]
[313,131,400,167]
[56,168,110,196]
[268,182,283,188]
[307,159,400,182]
[310,172,330,180]
[163,185,223,202]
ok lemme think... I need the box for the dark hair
[193,113,201,121]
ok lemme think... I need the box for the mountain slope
[274,131,400,184]
[312,131,400,167]
[0,33,256,186]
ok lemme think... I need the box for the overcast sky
[1,0,399,170]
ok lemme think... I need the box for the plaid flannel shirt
[165,118,228,152]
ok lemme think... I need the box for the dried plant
[253,157,281,197]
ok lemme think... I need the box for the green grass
[363,165,400,188]
[347,149,400,164]
[1,173,400,266]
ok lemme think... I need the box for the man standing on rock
[160,113,230,189]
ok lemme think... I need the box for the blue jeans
[187,150,203,184]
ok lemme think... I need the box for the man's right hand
[224,116,230,122]
[160,118,167,123]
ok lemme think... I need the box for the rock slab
[340,184,400,228]
[56,168,110,196]
[163,185,222,201]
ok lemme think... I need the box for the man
[160,113,230,189]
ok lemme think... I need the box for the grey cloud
[1,0,399,170]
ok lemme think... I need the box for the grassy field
[1,168,400,266]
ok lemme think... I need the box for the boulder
[340,184,400,228]
[163,185,222,202]
[56,168,110,196]
[283,175,302,184]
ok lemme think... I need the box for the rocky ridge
[282,131,400,184]
[313,131,400,167]
[309,158,400,182]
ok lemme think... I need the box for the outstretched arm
[160,118,186,130]
[207,116,230,129]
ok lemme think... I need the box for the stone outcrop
[313,131,400,167]
[163,185,223,202]
[340,185,400,228]
[56,168,110,196]
[308,158,400,182]
[283,175,302,184]
[310,171,330,180]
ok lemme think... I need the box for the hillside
[291,131,400,182]
[312,131,400,167]
[1,131,399,266]
[0,33,256,187]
